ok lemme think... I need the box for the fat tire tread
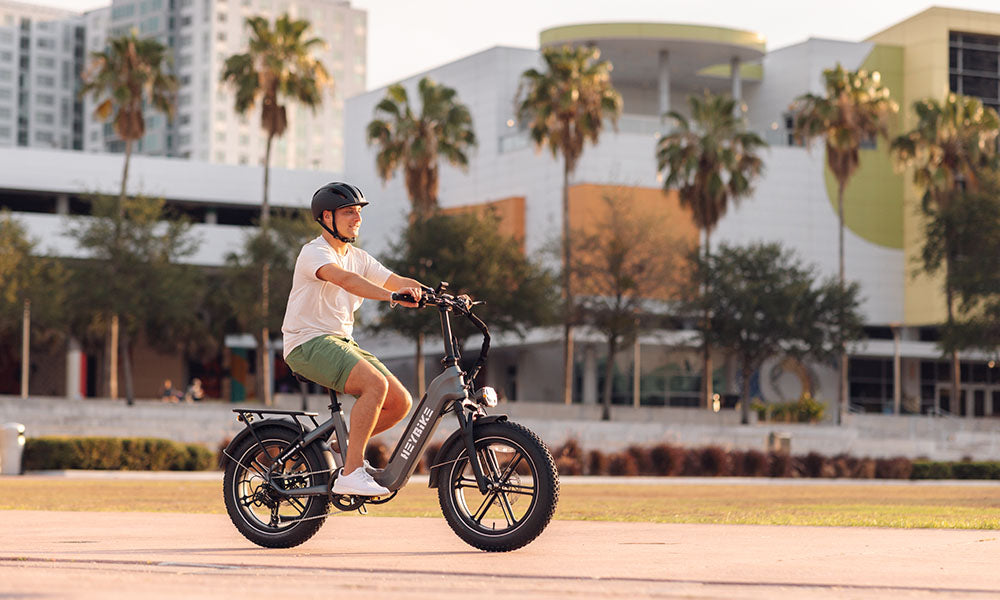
[436,421,559,552]
[223,424,330,548]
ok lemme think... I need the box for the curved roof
[540,23,765,88]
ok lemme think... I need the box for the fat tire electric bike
[222,283,559,552]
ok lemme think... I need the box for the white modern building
[1,0,366,171]
[344,12,1000,418]
[0,144,339,401]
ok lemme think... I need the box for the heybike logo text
[400,406,434,461]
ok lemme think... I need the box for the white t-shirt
[281,236,393,357]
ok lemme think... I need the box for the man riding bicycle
[282,182,423,497]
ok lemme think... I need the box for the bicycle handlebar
[390,285,490,384]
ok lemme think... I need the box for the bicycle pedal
[357,504,368,516]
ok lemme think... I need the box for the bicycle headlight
[474,386,498,408]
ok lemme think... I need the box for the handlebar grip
[391,292,417,304]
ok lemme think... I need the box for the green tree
[0,212,67,395]
[516,44,622,405]
[219,212,317,402]
[376,211,558,394]
[923,171,1000,403]
[790,63,897,423]
[67,195,201,403]
[80,32,177,399]
[891,94,1000,414]
[221,13,329,406]
[655,91,767,411]
[683,242,864,425]
[366,77,477,219]
[568,193,688,420]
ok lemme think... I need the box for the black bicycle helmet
[311,182,368,243]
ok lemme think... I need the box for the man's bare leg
[342,360,388,475]
[371,374,412,436]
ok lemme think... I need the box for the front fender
[427,414,507,488]
[224,418,335,472]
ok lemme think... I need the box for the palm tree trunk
[601,335,617,421]
[946,261,961,416]
[562,156,575,405]
[109,315,118,400]
[259,134,273,406]
[122,330,134,406]
[837,182,848,425]
[741,363,752,425]
[701,229,713,410]
[108,140,132,401]
[416,332,425,398]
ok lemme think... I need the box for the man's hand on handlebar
[391,286,422,308]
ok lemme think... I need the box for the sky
[27,0,1000,89]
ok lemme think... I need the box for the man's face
[330,205,362,238]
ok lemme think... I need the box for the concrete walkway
[0,510,997,599]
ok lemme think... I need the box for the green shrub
[951,461,1000,480]
[22,437,216,471]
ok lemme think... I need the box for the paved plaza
[1,510,998,599]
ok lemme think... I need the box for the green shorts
[285,335,392,393]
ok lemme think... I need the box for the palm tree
[81,32,176,402]
[655,91,766,411]
[221,13,329,406]
[891,94,1000,416]
[790,63,897,423]
[366,76,477,393]
[516,44,622,405]
[367,76,477,220]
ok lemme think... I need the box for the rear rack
[233,407,320,429]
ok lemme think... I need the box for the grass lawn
[1,478,999,529]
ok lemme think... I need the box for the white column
[658,50,671,119]
[66,337,83,400]
[582,345,598,405]
[55,194,69,215]
[730,56,743,114]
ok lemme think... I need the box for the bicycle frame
[240,287,494,501]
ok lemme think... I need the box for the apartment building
[1,0,365,171]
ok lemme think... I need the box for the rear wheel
[437,421,559,552]
[223,424,330,548]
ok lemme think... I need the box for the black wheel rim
[448,436,539,537]
[232,437,316,534]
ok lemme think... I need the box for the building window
[36,38,54,49]
[36,75,54,87]
[35,130,54,144]
[36,94,54,106]
[0,70,10,81]
[37,56,55,68]
[950,31,1000,113]
[36,112,54,124]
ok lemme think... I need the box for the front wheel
[437,421,559,552]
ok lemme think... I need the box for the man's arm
[384,272,424,292]
[317,263,394,301]
[316,264,422,306]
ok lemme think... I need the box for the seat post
[327,388,341,413]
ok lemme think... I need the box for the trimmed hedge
[23,436,216,471]
[550,439,1000,480]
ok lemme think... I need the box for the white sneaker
[332,467,390,496]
